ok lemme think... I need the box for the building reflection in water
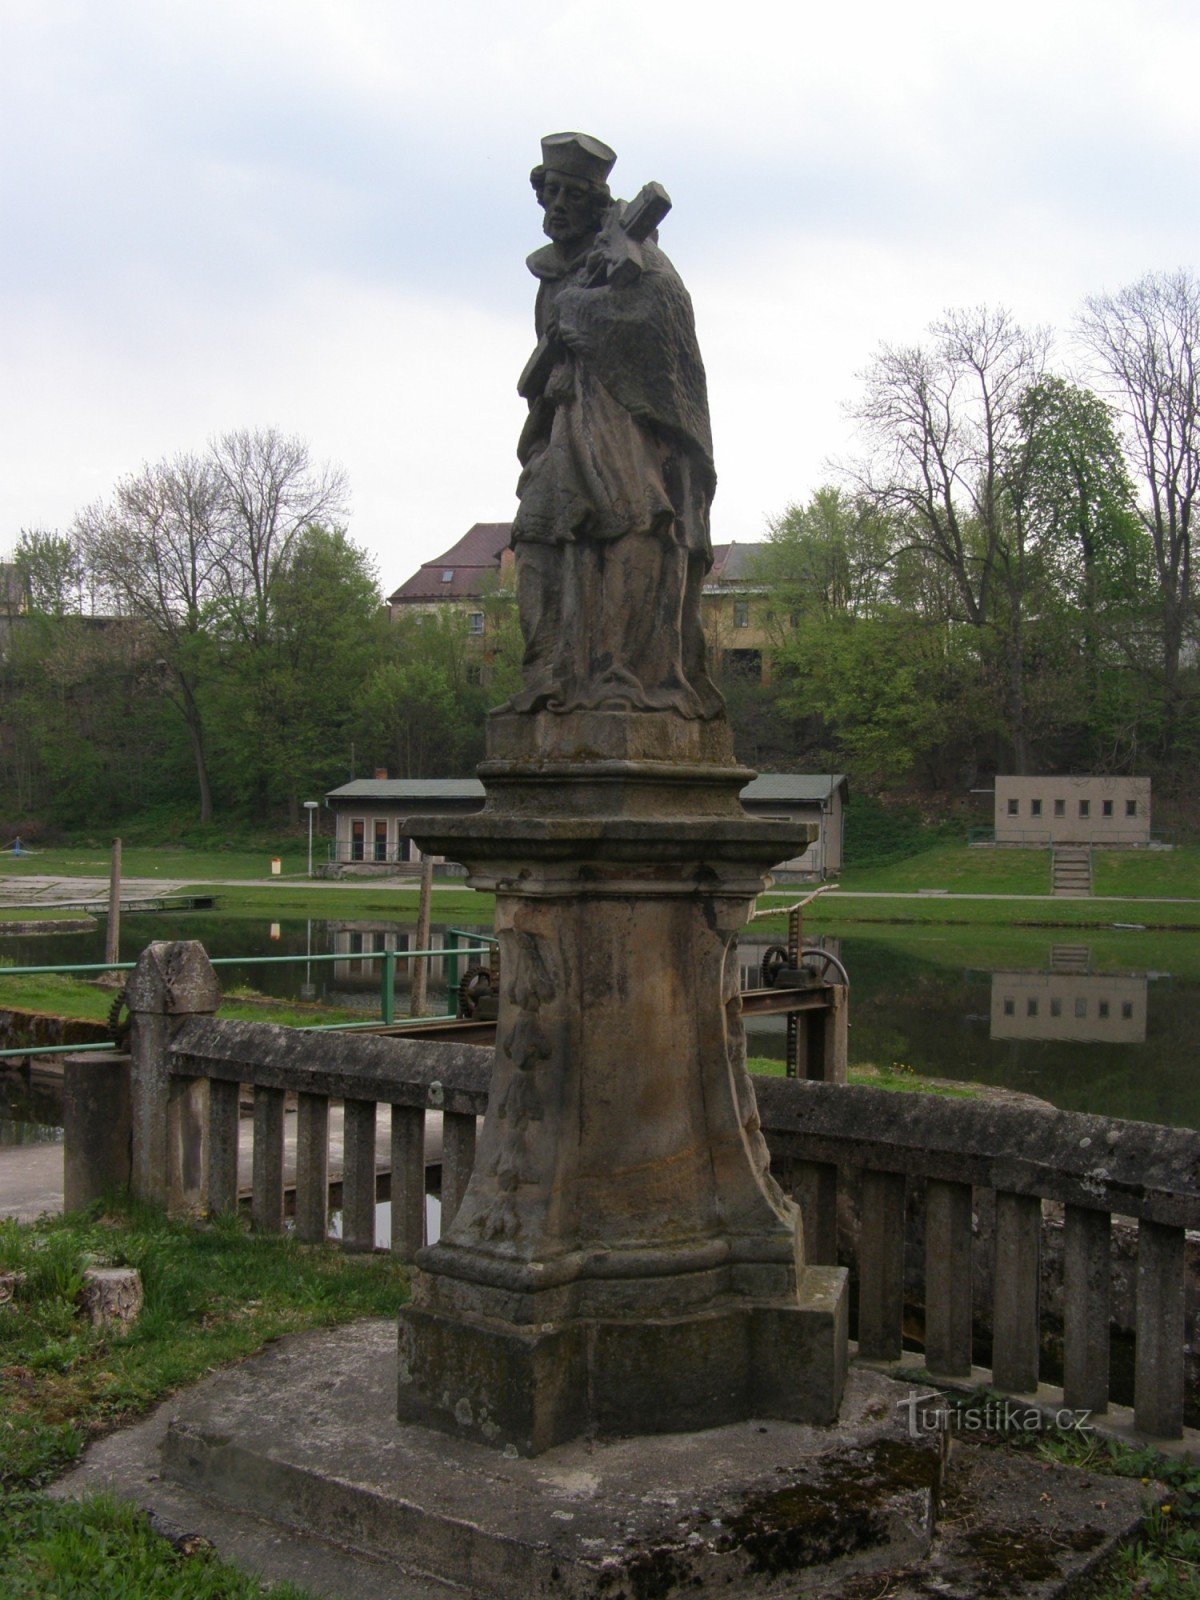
[990,945,1148,1044]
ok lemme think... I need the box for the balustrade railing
[61,939,1200,1446]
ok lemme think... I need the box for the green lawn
[832,841,1200,898]
[0,845,309,882]
[0,1199,405,1596]
[0,906,97,924]
[835,842,1055,894]
[0,972,369,1031]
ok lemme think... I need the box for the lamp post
[304,800,319,878]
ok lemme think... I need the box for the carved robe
[508,233,722,718]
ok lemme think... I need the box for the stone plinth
[398,710,848,1454]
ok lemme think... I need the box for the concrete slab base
[53,1320,1152,1599]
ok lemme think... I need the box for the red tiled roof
[387,523,511,605]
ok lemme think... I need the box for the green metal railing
[0,934,499,1059]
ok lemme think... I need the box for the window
[467,611,485,635]
[1031,798,1042,817]
[725,648,762,680]
[1027,998,1038,1017]
[1098,1000,1110,1019]
[1121,1002,1133,1020]
[373,819,388,862]
[1079,799,1090,818]
[1054,799,1065,817]
[441,570,454,583]
[1003,997,1015,1016]
[465,663,483,685]
[1007,798,1019,816]
[1127,799,1137,817]
[1050,997,1062,1018]
[733,601,750,629]
[350,818,365,863]
[1075,998,1087,1018]
[1102,799,1113,817]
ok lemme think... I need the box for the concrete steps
[1052,847,1092,897]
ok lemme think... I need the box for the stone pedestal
[398,711,848,1454]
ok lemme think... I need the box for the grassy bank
[0,972,369,1031]
[0,1198,406,1596]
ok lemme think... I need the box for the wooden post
[925,1179,973,1377]
[105,838,122,967]
[857,1168,906,1360]
[993,1191,1041,1393]
[440,1110,477,1232]
[251,1086,286,1234]
[125,942,221,1212]
[390,1106,427,1260]
[341,1098,378,1252]
[1063,1205,1111,1414]
[1135,1220,1186,1438]
[410,856,435,1018]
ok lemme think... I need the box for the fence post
[125,941,221,1213]
[380,948,397,1025]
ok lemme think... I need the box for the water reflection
[1,914,1196,1131]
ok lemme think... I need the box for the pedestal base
[397,1266,848,1456]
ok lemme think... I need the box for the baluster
[993,1190,1041,1392]
[251,1086,285,1233]
[390,1105,427,1261]
[441,1110,477,1231]
[295,1092,330,1244]
[206,1077,241,1216]
[857,1168,906,1361]
[1063,1205,1110,1414]
[1135,1219,1185,1438]
[792,1160,838,1266]
[341,1098,378,1253]
[925,1179,973,1377]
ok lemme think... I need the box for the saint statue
[504,132,723,719]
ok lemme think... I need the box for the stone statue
[505,131,723,719]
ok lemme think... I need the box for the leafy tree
[220,525,384,822]
[1078,270,1200,756]
[75,454,226,823]
[12,528,84,616]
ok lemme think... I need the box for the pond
[2,911,1197,1135]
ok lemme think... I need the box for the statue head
[530,131,615,250]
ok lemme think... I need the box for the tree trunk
[177,675,214,825]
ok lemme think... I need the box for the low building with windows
[994,775,1151,845]
[323,773,847,880]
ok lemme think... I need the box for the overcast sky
[2,0,1198,593]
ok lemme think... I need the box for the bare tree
[77,453,226,823]
[850,306,1048,768]
[1078,270,1200,753]
[209,428,349,645]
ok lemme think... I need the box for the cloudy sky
[2,0,1198,594]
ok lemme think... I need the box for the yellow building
[386,525,773,681]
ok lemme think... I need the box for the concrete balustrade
[63,941,1200,1443]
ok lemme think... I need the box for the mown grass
[747,1055,978,1096]
[0,971,368,1030]
[0,1197,406,1596]
[0,845,309,883]
[0,906,97,924]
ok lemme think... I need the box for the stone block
[398,1267,848,1455]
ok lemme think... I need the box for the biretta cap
[539,132,616,185]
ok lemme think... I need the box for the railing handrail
[169,1015,491,1112]
[754,1077,1200,1227]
